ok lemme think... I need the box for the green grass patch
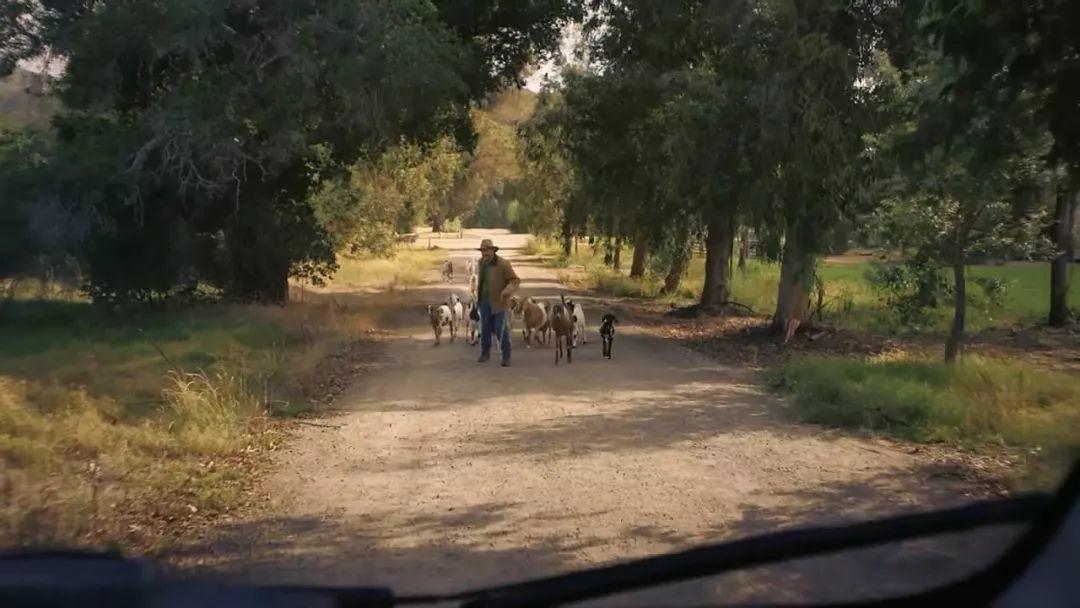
[530,237,1078,333]
[773,354,1080,484]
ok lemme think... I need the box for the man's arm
[500,259,520,301]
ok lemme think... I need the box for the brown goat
[520,298,548,348]
[550,295,575,365]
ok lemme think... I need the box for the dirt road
[172,230,1019,604]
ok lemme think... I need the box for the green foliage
[516,90,577,238]
[0,0,579,303]
[865,258,952,329]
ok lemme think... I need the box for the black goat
[599,313,618,359]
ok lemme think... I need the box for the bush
[865,257,951,329]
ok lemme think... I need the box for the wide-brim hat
[478,238,499,251]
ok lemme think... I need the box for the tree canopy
[1,0,581,302]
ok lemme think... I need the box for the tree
[1049,189,1078,325]
[752,0,885,336]
[517,91,578,247]
[1,0,582,303]
[868,52,1054,362]
[919,0,1080,326]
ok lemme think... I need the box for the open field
[527,238,1080,333]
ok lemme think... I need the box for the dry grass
[331,247,444,291]
[0,289,376,550]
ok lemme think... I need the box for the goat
[599,313,619,359]
[535,301,553,346]
[511,296,526,341]
[466,257,477,279]
[550,295,575,365]
[469,273,479,299]
[507,295,523,333]
[441,260,454,283]
[520,297,548,348]
[465,298,480,345]
[450,293,465,328]
[565,298,588,346]
[427,303,455,346]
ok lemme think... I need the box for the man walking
[476,238,520,366]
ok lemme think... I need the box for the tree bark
[613,236,623,271]
[738,226,749,273]
[1049,189,1076,327]
[629,238,648,278]
[431,213,445,233]
[561,217,573,257]
[227,230,290,305]
[662,247,689,295]
[700,210,734,308]
[945,258,966,363]
[771,224,813,335]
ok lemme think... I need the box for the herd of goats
[426,258,618,364]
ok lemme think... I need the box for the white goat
[450,293,465,327]
[465,298,480,345]
[469,273,479,300]
[427,303,455,346]
[565,298,588,346]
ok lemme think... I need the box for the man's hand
[500,281,519,303]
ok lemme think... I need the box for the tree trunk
[613,236,623,271]
[662,247,689,295]
[574,236,579,255]
[225,218,290,305]
[945,259,966,363]
[629,238,648,278]
[738,226,749,273]
[561,217,573,257]
[1049,189,1076,327]
[771,225,813,335]
[700,210,734,308]
[431,213,445,233]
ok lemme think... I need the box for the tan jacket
[478,254,520,313]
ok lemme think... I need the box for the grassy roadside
[331,247,444,291]
[770,354,1080,488]
[0,247,439,551]
[527,237,1080,487]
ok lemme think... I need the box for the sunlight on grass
[773,354,1080,487]
[0,292,373,548]
[331,247,444,291]
[529,237,1078,332]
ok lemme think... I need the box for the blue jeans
[479,300,511,360]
